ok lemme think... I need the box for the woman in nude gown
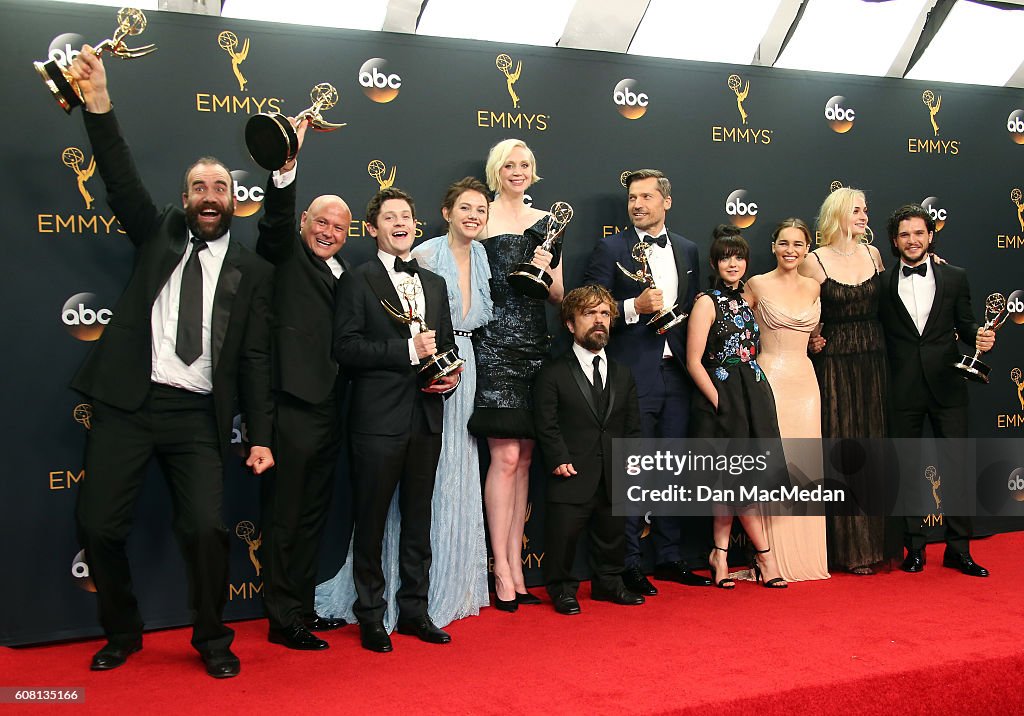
[745,218,829,582]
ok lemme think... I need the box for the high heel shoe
[493,575,519,612]
[515,590,542,606]
[751,547,788,589]
[709,545,736,589]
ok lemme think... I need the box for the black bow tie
[647,234,667,248]
[394,257,419,276]
[902,264,927,278]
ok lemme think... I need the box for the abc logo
[231,169,263,218]
[359,58,401,103]
[62,292,111,341]
[231,413,249,456]
[1007,110,1024,145]
[1008,468,1024,502]
[725,189,758,228]
[47,32,86,67]
[920,196,947,232]
[824,95,855,134]
[71,549,96,592]
[1008,289,1024,325]
[613,79,649,120]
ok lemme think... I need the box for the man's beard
[580,327,608,351]
[185,203,232,241]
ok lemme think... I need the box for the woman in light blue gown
[315,177,492,630]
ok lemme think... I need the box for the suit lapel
[920,259,946,337]
[211,240,242,371]
[604,360,618,424]
[888,261,919,335]
[364,260,411,338]
[567,353,601,421]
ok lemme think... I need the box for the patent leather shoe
[396,616,451,644]
[591,586,645,605]
[552,593,581,615]
[622,566,658,596]
[90,639,142,671]
[901,548,926,573]
[653,561,712,587]
[359,621,393,653]
[200,648,240,679]
[305,614,347,631]
[515,590,542,605]
[942,550,989,577]
[268,624,329,650]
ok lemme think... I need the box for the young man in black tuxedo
[68,48,275,678]
[878,204,995,577]
[533,285,644,615]
[333,188,461,652]
[256,122,352,650]
[582,170,709,595]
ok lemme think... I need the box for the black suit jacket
[583,228,699,412]
[333,258,456,436]
[532,350,641,505]
[257,175,349,404]
[70,110,274,453]
[878,259,979,409]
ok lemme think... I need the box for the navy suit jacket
[583,227,699,412]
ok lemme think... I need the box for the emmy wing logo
[496,53,522,108]
[728,74,749,125]
[218,31,249,92]
[73,403,92,430]
[367,159,397,190]
[830,180,844,193]
[1012,368,1024,410]
[925,465,942,513]
[922,89,941,136]
[235,520,262,576]
[62,146,96,210]
[1013,189,1024,233]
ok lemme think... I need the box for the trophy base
[507,263,552,300]
[419,349,464,387]
[953,354,991,384]
[245,113,298,171]
[34,60,81,114]
[648,305,688,335]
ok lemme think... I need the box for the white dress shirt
[898,259,935,335]
[378,249,424,365]
[150,231,229,394]
[572,341,608,387]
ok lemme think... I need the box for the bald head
[300,194,352,260]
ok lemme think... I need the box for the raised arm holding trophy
[245,82,346,171]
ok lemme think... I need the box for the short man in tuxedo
[879,204,994,577]
[583,169,709,594]
[533,285,644,615]
[256,122,352,650]
[333,188,461,652]
[68,49,274,677]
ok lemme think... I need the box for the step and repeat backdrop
[2,0,1023,645]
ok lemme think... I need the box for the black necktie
[647,234,667,248]
[176,238,207,366]
[591,355,605,413]
[394,257,419,275]
[902,264,927,278]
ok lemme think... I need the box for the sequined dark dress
[469,216,560,439]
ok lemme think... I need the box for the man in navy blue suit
[583,169,710,594]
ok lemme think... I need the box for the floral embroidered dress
[689,287,781,442]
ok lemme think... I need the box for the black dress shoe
[268,624,329,650]
[942,550,989,577]
[359,622,393,653]
[515,590,542,605]
[305,614,347,631]
[90,639,142,671]
[901,548,926,573]
[653,561,713,587]
[622,566,658,596]
[396,616,451,644]
[200,648,240,679]
[591,586,645,605]
[552,593,581,615]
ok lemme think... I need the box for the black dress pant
[544,477,625,598]
[890,398,973,554]
[350,399,441,624]
[76,384,233,653]
[261,386,344,630]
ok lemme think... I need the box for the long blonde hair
[816,187,867,247]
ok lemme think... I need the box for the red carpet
[4,532,1023,715]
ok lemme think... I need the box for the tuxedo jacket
[70,110,274,453]
[878,259,979,409]
[257,175,350,404]
[583,228,699,411]
[532,350,641,505]
[333,258,456,436]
